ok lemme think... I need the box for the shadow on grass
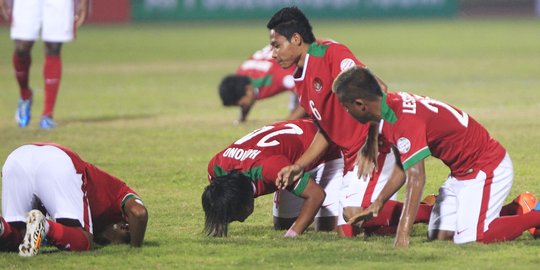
[60,113,157,124]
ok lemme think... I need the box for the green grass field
[1,18,540,269]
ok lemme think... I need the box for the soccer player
[0,0,89,128]
[333,66,540,247]
[0,143,148,256]
[218,45,306,123]
[203,119,343,237]
[266,6,432,237]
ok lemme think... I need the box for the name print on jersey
[222,148,262,161]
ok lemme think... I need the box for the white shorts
[337,149,397,226]
[11,0,75,42]
[273,158,343,218]
[428,153,513,244]
[1,145,92,233]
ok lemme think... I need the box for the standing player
[0,143,148,256]
[0,0,89,129]
[203,119,343,237]
[266,6,432,237]
[219,45,306,123]
[333,66,540,247]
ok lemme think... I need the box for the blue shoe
[39,116,56,129]
[15,98,32,127]
[535,201,540,211]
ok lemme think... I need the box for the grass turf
[0,18,540,269]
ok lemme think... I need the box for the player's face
[237,85,256,108]
[341,99,371,124]
[96,222,131,245]
[234,197,254,222]
[269,30,299,69]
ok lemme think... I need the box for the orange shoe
[421,194,437,206]
[513,192,537,235]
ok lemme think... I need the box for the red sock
[482,211,540,244]
[46,220,90,251]
[43,55,62,117]
[338,224,363,238]
[12,52,32,100]
[0,218,24,252]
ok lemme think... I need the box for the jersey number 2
[234,124,304,147]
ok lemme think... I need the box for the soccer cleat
[39,116,57,129]
[513,191,537,235]
[19,210,47,257]
[421,194,437,206]
[15,98,32,127]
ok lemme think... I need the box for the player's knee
[45,42,63,56]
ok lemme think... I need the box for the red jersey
[293,40,369,171]
[208,119,340,197]
[380,92,506,179]
[33,143,140,234]
[236,45,296,99]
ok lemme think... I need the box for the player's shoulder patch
[340,58,356,72]
[397,137,411,154]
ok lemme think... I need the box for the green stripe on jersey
[213,164,263,183]
[307,43,329,57]
[381,93,397,124]
[292,172,311,196]
[251,75,273,88]
[121,193,143,212]
[402,147,431,171]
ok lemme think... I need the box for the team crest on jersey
[397,137,411,154]
[340,58,356,71]
[313,78,323,92]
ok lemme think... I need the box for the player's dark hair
[332,66,383,103]
[218,75,251,106]
[267,6,316,43]
[201,171,253,237]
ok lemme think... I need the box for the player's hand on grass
[394,234,410,248]
[346,200,382,226]
[276,164,304,190]
[0,0,10,21]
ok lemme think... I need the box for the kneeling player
[202,119,341,237]
[0,143,148,256]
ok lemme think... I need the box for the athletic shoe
[513,191,537,235]
[15,98,32,127]
[39,116,56,129]
[421,194,437,206]
[18,210,46,257]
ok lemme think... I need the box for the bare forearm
[395,164,425,247]
[287,106,307,120]
[124,199,149,247]
[290,181,325,234]
[294,131,329,168]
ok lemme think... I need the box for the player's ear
[291,33,302,46]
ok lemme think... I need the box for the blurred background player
[218,45,306,124]
[0,0,89,129]
[203,119,342,237]
[334,66,540,247]
[265,6,434,237]
[0,143,148,256]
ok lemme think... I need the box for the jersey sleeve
[390,116,432,171]
[328,44,365,79]
[260,155,312,196]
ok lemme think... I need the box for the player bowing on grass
[203,119,343,237]
[0,143,148,256]
[266,6,433,237]
[218,45,306,124]
[333,66,540,247]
